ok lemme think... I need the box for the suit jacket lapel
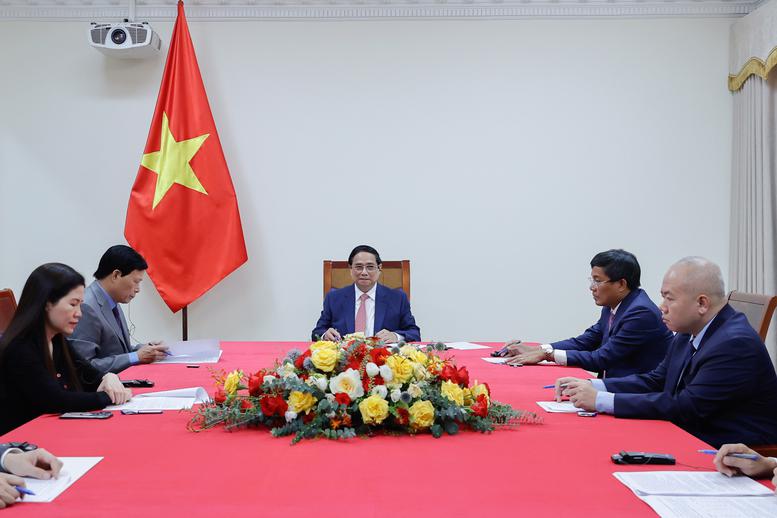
[345,286,356,334]
[609,289,640,336]
[374,284,386,334]
[93,283,129,352]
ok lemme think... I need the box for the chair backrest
[727,290,777,342]
[323,260,410,301]
[0,289,18,334]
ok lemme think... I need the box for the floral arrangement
[188,335,542,444]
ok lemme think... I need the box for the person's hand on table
[504,340,535,356]
[137,342,168,363]
[506,347,551,366]
[561,378,597,411]
[2,448,62,480]
[376,330,398,344]
[98,373,132,405]
[0,474,24,508]
[714,444,777,479]
[554,376,584,401]
[322,328,341,342]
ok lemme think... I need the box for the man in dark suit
[70,245,167,374]
[312,245,420,343]
[558,257,777,448]
[505,250,672,377]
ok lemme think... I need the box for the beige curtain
[729,70,777,365]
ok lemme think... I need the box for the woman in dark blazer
[0,263,132,435]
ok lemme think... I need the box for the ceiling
[0,0,766,20]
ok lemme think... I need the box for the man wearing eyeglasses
[312,245,420,343]
[504,249,672,378]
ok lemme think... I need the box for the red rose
[240,399,254,410]
[347,358,362,371]
[456,367,470,387]
[440,364,458,383]
[369,347,390,366]
[334,393,351,406]
[471,394,489,418]
[303,412,315,423]
[214,387,227,405]
[248,374,263,397]
[260,395,288,417]
[396,407,409,426]
[373,375,384,385]
[295,350,311,369]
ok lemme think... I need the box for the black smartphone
[121,379,154,388]
[611,451,676,465]
[60,411,113,419]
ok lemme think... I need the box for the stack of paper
[105,387,210,411]
[445,342,491,350]
[156,339,222,364]
[20,457,102,503]
[536,401,581,413]
[613,471,777,517]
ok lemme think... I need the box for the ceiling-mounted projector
[89,21,161,59]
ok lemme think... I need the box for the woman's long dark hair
[0,263,86,390]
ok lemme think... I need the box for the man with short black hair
[505,249,672,378]
[312,245,420,343]
[71,245,167,374]
[558,257,777,448]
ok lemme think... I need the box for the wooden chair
[0,288,18,334]
[323,260,410,301]
[727,290,777,342]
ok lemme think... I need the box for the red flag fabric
[125,0,247,312]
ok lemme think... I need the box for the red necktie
[355,293,369,334]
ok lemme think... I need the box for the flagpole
[182,306,188,341]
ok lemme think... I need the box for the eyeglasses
[351,264,379,273]
[588,277,617,289]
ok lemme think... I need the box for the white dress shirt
[353,284,403,341]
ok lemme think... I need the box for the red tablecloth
[0,342,759,517]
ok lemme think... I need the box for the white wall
[0,18,733,344]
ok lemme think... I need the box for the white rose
[390,389,402,403]
[328,368,365,399]
[371,385,388,399]
[408,383,422,398]
[325,393,336,402]
[379,364,394,382]
[365,362,380,377]
[263,375,276,384]
[285,411,298,422]
[311,375,328,391]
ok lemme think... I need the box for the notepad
[105,387,210,411]
[445,342,491,350]
[536,401,581,413]
[20,457,102,503]
[156,339,222,364]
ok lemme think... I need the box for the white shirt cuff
[552,349,567,365]
[590,378,607,391]
[395,333,404,343]
[0,448,23,472]
[595,391,615,414]
[539,343,553,352]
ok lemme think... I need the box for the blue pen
[698,449,759,460]
[543,384,568,389]
[15,486,35,496]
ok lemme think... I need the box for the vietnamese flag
[125,0,247,312]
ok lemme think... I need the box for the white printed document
[481,357,508,364]
[613,471,774,497]
[640,495,777,518]
[105,387,210,411]
[20,457,102,503]
[156,339,222,364]
[535,401,581,413]
[445,342,491,350]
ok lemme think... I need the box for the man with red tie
[312,245,420,343]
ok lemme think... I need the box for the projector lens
[111,29,127,45]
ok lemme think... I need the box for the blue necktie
[112,306,125,341]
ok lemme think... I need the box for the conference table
[2,341,769,517]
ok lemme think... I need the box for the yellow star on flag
[141,112,209,209]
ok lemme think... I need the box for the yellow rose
[385,355,414,384]
[311,348,339,372]
[310,340,339,352]
[441,380,464,406]
[413,363,429,381]
[409,350,428,366]
[223,370,242,395]
[463,388,473,406]
[287,391,316,414]
[470,381,490,404]
[358,394,389,425]
[408,400,435,429]
[399,345,418,357]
